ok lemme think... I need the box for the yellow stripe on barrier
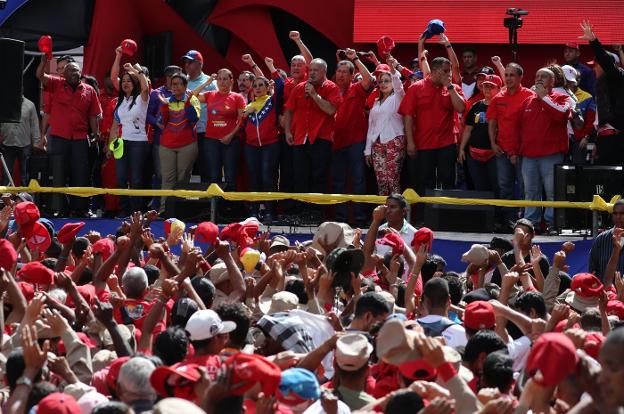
[0,180,619,213]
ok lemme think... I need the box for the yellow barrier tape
[0,180,616,213]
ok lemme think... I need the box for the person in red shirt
[399,57,466,196]
[35,57,102,217]
[332,48,373,224]
[487,63,534,228]
[519,68,572,234]
[284,58,343,211]
[242,57,284,224]
[195,69,246,191]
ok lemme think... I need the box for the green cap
[109,138,124,160]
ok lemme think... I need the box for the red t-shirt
[486,87,534,155]
[285,79,343,145]
[518,92,572,158]
[283,75,307,111]
[99,93,117,139]
[45,75,102,139]
[398,78,464,150]
[202,91,246,139]
[333,81,369,150]
[184,354,223,380]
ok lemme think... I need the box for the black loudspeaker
[0,38,24,122]
[164,182,213,221]
[554,164,588,230]
[423,189,495,232]
[143,32,172,80]
[580,165,624,228]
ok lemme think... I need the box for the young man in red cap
[399,57,466,197]
[519,68,573,235]
[331,48,373,225]
[563,41,595,95]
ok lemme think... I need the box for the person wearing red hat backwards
[457,74,502,195]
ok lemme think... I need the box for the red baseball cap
[195,221,219,245]
[377,35,395,58]
[606,300,624,320]
[18,281,34,301]
[398,359,437,381]
[38,35,53,55]
[570,273,603,298]
[24,221,52,253]
[220,222,242,243]
[18,261,54,285]
[92,238,115,261]
[376,232,405,256]
[374,63,392,77]
[105,356,131,395]
[464,301,496,330]
[37,392,81,414]
[526,333,578,387]
[481,74,502,88]
[14,201,40,227]
[0,239,17,272]
[565,42,580,50]
[150,362,202,400]
[411,227,434,251]
[121,39,137,56]
[182,50,204,63]
[57,222,85,244]
[225,352,282,397]
[583,332,604,360]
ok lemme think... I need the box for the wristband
[252,64,258,68]
[352,57,360,62]
[447,84,455,90]
[437,362,457,382]
[446,44,452,49]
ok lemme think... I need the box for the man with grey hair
[518,67,573,235]
[283,58,342,214]
[118,267,151,324]
[117,357,157,413]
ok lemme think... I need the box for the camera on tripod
[504,8,528,29]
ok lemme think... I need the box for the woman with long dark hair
[242,57,284,224]
[107,63,150,216]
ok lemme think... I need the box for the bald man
[517,68,573,235]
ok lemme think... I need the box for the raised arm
[491,56,506,79]
[418,35,431,77]
[192,74,217,101]
[242,54,265,78]
[346,48,373,91]
[111,46,123,91]
[36,56,50,87]
[289,31,313,64]
[439,34,461,84]
[124,63,149,102]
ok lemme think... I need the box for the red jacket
[518,91,572,158]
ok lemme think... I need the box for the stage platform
[48,219,595,275]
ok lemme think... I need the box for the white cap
[185,309,236,341]
[335,333,373,371]
[561,65,578,83]
[461,244,490,266]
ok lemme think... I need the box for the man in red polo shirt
[519,68,572,235]
[487,63,534,228]
[332,48,373,225]
[284,58,342,212]
[399,57,466,196]
[36,57,102,217]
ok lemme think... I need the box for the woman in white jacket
[365,57,406,195]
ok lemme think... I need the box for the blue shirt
[572,62,596,96]
[188,72,217,134]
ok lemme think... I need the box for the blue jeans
[293,138,332,194]
[202,137,241,191]
[49,136,90,212]
[115,140,150,212]
[332,141,366,222]
[244,142,280,213]
[496,153,524,223]
[521,152,565,227]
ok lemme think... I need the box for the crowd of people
[0,21,621,233]
[0,181,622,413]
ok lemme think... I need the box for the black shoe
[546,227,559,236]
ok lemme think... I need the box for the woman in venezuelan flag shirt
[193,69,246,191]
[241,57,285,224]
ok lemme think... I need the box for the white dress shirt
[365,71,405,155]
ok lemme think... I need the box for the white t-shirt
[417,314,468,348]
[507,335,531,372]
[116,94,149,142]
